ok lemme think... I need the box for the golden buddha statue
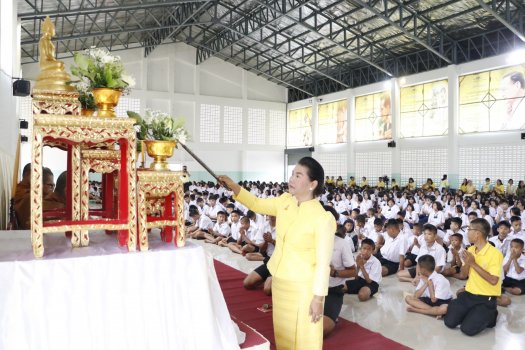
[34,16,75,92]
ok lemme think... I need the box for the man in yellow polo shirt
[444,218,503,336]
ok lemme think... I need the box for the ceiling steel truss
[17,0,525,102]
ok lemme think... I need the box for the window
[400,80,448,138]
[317,99,347,144]
[354,92,391,141]
[287,107,312,147]
[268,110,286,146]
[459,64,525,133]
[223,106,243,144]
[199,104,220,143]
[247,108,266,145]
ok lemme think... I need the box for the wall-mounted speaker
[387,140,396,148]
[308,147,315,152]
[20,120,29,129]
[20,135,29,142]
[13,79,31,97]
[521,132,525,140]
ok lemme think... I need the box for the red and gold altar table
[136,169,186,251]
[30,114,137,258]
[0,231,241,350]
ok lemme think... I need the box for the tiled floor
[192,239,525,350]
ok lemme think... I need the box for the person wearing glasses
[444,218,503,336]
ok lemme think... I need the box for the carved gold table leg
[80,158,90,247]
[31,133,44,258]
[71,145,82,247]
[137,185,148,251]
[126,140,137,252]
[175,181,186,247]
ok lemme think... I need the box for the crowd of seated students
[184,175,525,338]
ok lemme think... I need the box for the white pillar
[447,65,459,188]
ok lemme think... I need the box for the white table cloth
[0,231,240,350]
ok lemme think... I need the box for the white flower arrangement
[128,109,190,144]
[70,47,135,95]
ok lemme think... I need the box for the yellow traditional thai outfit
[235,188,335,350]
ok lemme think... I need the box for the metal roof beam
[196,0,313,65]
[350,0,455,64]
[20,20,211,45]
[255,0,393,76]
[475,0,525,42]
[18,0,210,19]
[144,0,215,57]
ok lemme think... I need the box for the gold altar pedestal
[30,114,137,258]
[136,170,186,251]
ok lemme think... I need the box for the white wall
[291,53,525,189]
[21,43,288,183]
[0,0,20,229]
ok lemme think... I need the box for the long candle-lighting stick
[177,141,228,188]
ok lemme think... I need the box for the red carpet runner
[214,260,411,350]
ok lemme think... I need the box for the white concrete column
[391,78,401,181]
[347,90,355,180]
[447,65,459,188]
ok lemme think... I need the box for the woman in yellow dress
[219,157,336,350]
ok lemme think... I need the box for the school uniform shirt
[509,230,525,241]
[503,253,525,280]
[334,200,347,214]
[489,235,510,256]
[421,204,432,215]
[360,200,373,214]
[358,255,382,284]
[410,234,426,255]
[489,206,498,218]
[416,271,453,300]
[260,221,277,256]
[427,209,445,227]
[204,204,222,220]
[197,215,214,231]
[344,233,356,252]
[383,205,400,220]
[366,230,383,244]
[329,236,356,287]
[483,214,494,227]
[230,221,241,240]
[404,211,419,224]
[213,222,231,237]
[444,229,468,247]
[411,203,421,214]
[446,246,465,267]
[380,233,408,263]
[337,214,348,226]
[416,242,446,268]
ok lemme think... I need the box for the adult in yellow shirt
[360,176,368,188]
[335,176,344,188]
[219,157,336,350]
[481,178,491,193]
[406,177,416,191]
[377,177,385,189]
[459,178,468,193]
[348,176,356,188]
[494,179,505,195]
[444,218,503,336]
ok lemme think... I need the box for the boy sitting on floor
[187,207,214,239]
[502,238,525,295]
[342,238,382,301]
[405,254,453,318]
[228,216,259,254]
[442,233,466,279]
[204,211,231,244]
[397,224,445,283]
